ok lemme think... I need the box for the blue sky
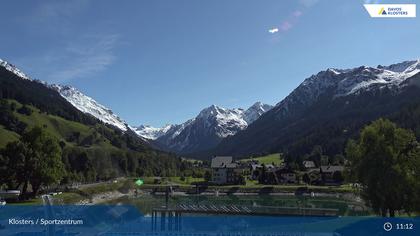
[1,0,419,127]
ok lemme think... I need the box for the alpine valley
[211,59,420,159]
[2,58,420,163]
[0,58,274,158]
[0,58,183,182]
[133,102,273,154]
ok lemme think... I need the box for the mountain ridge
[0,58,183,180]
[210,59,420,159]
[4,57,420,159]
[135,102,273,140]
[134,102,273,154]
[272,59,420,120]
[0,58,31,80]
[0,58,131,133]
[51,84,129,132]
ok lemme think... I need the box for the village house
[320,165,345,184]
[249,163,276,180]
[302,165,345,185]
[303,160,316,169]
[210,156,243,185]
[277,168,298,184]
[256,165,297,185]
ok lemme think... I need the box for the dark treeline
[61,146,183,183]
[273,87,420,164]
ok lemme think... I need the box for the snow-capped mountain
[136,102,272,153]
[243,102,273,124]
[273,59,420,118]
[213,59,420,158]
[0,58,31,80]
[133,124,175,140]
[0,58,130,132]
[51,85,128,131]
[195,105,248,138]
[137,102,273,141]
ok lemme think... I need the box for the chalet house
[302,169,322,185]
[277,168,298,184]
[260,167,297,184]
[303,161,316,169]
[320,165,345,184]
[211,156,242,185]
[249,163,275,180]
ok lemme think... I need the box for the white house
[303,161,316,169]
[211,156,240,185]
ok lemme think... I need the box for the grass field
[181,157,203,164]
[133,176,205,186]
[13,102,113,148]
[78,182,122,195]
[0,99,119,151]
[240,153,283,165]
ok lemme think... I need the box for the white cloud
[22,0,90,35]
[10,1,120,83]
[48,34,119,82]
[268,28,279,34]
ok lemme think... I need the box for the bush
[17,105,32,115]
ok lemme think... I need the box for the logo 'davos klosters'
[364,4,416,18]
[378,7,387,15]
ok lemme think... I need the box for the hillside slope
[211,60,420,159]
[0,64,182,181]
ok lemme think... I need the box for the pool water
[108,194,370,216]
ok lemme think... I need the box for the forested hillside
[0,66,183,186]
[210,71,420,160]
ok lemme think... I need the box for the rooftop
[211,156,236,168]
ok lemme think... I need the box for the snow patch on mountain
[338,60,420,95]
[51,85,128,131]
[274,59,420,117]
[0,58,31,80]
[243,102,273,124]
[133,124,174,140]
[1,58,131,132]
[136,102,273,141]
[196,105,247,137]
